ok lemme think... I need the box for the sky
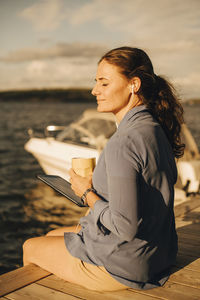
[0,0,200,100]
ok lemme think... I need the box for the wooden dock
[0,195,200,299]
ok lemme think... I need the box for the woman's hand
[69,168,92,198]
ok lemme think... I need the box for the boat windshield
[56,118,116,148]
[80,118,116,139]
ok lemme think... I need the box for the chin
[97,106,105,112]
[97,103,112,113]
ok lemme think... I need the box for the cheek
[111,85,129,102]
[105,85,120,98]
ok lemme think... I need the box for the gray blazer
[65,105,178,290]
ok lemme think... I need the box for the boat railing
[70,123,96,141]
[69,123,107,151]
[44,125,68,137]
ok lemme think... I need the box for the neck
[115,96,143,124]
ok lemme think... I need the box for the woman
[23,47,184,291]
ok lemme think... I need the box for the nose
[91,83,99,96]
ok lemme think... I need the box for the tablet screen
[37,174,87,207]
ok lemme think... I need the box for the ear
[129,77,141,93]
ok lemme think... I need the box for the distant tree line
[0,88,95,102]
[184,98,200,105]
[0,89,199,104]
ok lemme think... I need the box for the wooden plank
[4,283,80,300]
[176,203,200,220]
[177,212,200,226]
[176,204,200,219]
[169,267,200,288]
[175,220,193,229]
[177,231,200,243]
[177,247,199,258]
[178,241,200,257]
[178,239,200,250]
[132,281,200,300]
[178,238,200,250]
[174,195,200,218]
[177,224,200,235]
[178,221,200,244]
[0,264,50,297]
[175,254,200,271]
[37,275,164,300]
[177,245,200,258]
[176,221,200,235]
[184,205,200,213]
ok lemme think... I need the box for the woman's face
[92,59,131,117]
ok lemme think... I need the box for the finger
[69,169,74,184]
[69,168,76,178]
[69,168,73,176]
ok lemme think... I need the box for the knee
[23,238,30,253]
[23,238,32,256]
[23,238,31,265]
[23,238,33,253]
[22,237,37,265]
[46,230,54,236]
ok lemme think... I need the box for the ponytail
[142,75,185,158]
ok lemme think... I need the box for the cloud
[26,57,97,86]
[0,56,97,90]
[19,0,66,31]
[0,42,108,63]
[1,0,199,99]
[68,0,200,61]
[176,72,200,86]
[174,72,200,98]
[69,0,200,35]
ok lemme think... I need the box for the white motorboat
[25,109,200,199]
[25,109,116,181]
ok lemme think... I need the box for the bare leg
[23,236,81,284]
[46,225,81,236]
[23,210,90,284]
[23,235,127,291]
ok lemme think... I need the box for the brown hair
[99,47,185,158]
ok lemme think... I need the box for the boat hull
[25,137,99,181]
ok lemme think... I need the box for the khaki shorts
[64,209,127,291]
[67,249,128,292]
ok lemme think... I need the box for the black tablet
[37,174,87,207]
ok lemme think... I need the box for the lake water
[0,99,199,275]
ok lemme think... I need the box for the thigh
[79,263,128,291]
[46,225,81,236]
[23,236,78,282]
[23,236,127,291]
